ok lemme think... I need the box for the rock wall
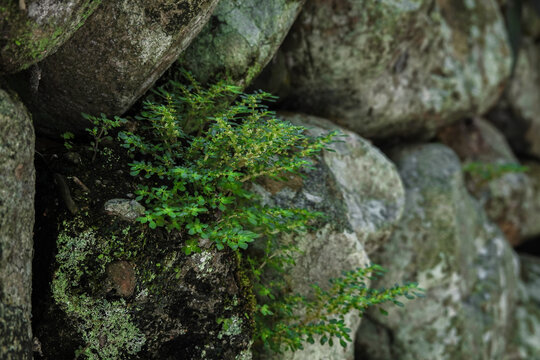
[355,144,519,360]
[1,0,540,359]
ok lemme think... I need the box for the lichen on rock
[257,0,511,139]
[0,0,102,74]
[355,144,520,360]
[14,0,220,136]
[178,0,306,88]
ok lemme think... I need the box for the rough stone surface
[0,88,35,359]
[0,0,101,74]
[521,162,540,240]
[16,0,219,136]
[257,0,511,139]
[438,118,531,246]
[104,198,145,222]
[179,0,305,87]
[255,113,405,359]
[504,255,540,360]
[105,261,136,298]
[488,38,540,159]
[355,144,520,360]
[522,2,540,39]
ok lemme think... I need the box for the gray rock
[179,0,305,87]
[438,118,532,246]
[104,199,145,222]
[355,144,520,360]
[521,162,540,240]
[0,0,101,74]
[17,0,219,136]
[504,255,540,360]
[488,39,540,159]
[258,0,511,139]
[255,113,405,359]
[0,89,35,359]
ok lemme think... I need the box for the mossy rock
[177,0,305,88]
[32,139,253,359]
[256,0,511,139]
[0,0,101,74]
[13,0,219,136]
[355,144,519,360]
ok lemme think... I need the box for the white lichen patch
[28,0,77,24]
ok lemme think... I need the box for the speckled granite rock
[179,0,305,87]
[438,118,532,246]
[355,144,519,360]
[15,0,219,135]
[0,88,35,359]
[521,162,540,240]
[0,0,101,74]
[258,0,511,139]
[504,255,540,360]
[255,113,405,360]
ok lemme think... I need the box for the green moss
[0,0,102,73]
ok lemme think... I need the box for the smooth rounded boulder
[179,0,306,87]
[258,0,511,139]
[16,0,219,135]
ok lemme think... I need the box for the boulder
[355,144,520,360]
[0,88,35,359]
[488,38,540,159]
[0,0,101,74]
[257,0,511,139]
[438,118,531,246]
[504,255,540,359]
[254,113,405,359]
[178,0,305,87]
[14,0,219,136]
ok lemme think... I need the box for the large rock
[255,113,405,359]
[15,0,219,135]
[504,255,540,359]
[258,0,511,139]
[178,0,305,87]
[0,0,101,74]
[488,38,540,159]
[438,118,532,246]
[0,88,35,359]
[355,144,519,360]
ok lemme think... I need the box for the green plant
[114,72,421,353]
[83,112,126,162]
[119,74,336,253]
[463,161,529,183]
[57,72,421,357]
[248,236,422,353]
[61,131,74,150]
